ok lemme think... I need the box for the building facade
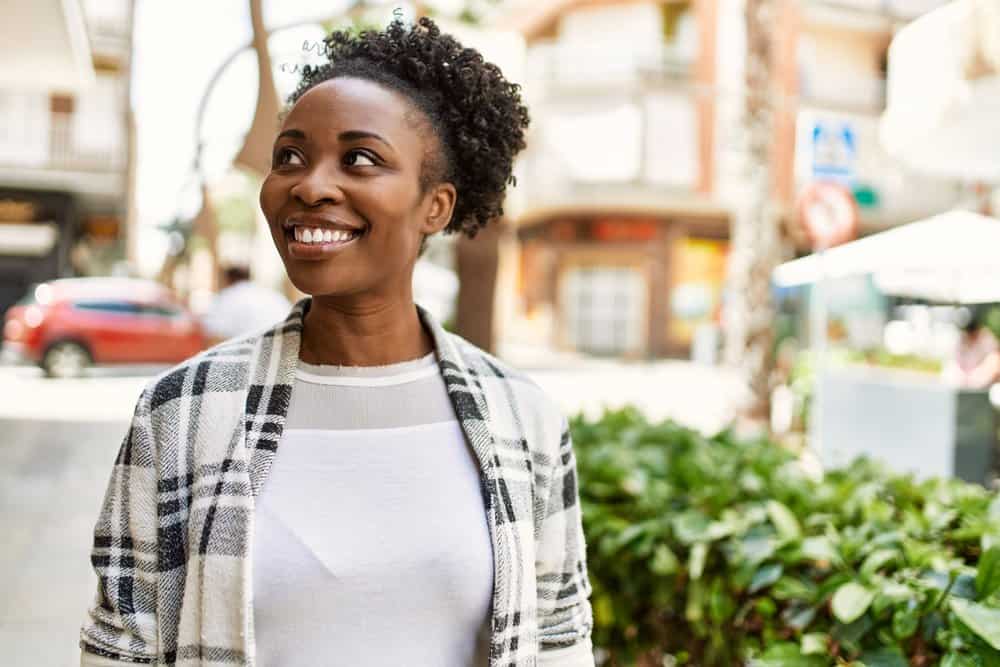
[501,0,961,359]
[0,0,134,316]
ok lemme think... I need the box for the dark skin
[260,77,457,366]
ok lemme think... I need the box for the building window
[561,265,647,355]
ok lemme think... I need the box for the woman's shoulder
[138,330,265,414]
[445,333,567,429]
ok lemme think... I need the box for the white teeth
[292,227,357,244]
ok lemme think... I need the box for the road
[0,359,740,665]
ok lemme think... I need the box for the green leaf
[672,511,711,545]
[950,597,1000,651]
[782,602,818,630]
[689,542,709,581]
[750,642,827,667]
[976,546,1000,600]
[832,582,876,624]
[650,543,680,576]
[801,536,839,565]
[749,563,783,594]
[860,549,899,578]
[592,593,615,626]
[941,654,979,667]
[767,500,802,541]
[892,602,919,640]
[800,632,828,655]
[858,646,908,667]
[742,534,777,565]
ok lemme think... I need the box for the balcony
[799,74,887,113]
[82,0,132,58]
[526,41,695,101]
[803,0,953,29]
[0,100,127,202]
[47,112,125,172]
[513,84,714,221]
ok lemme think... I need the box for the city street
[0,359,740,666]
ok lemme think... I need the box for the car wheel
[42,341,91,379]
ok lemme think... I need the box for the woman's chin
[287,274,365,300]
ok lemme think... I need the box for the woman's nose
[289,166,346,207]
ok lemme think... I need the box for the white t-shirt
[252,352,494,666]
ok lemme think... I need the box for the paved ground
[0,418,128,666]
[0,358,740,665]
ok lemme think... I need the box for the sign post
[798,181,859,465]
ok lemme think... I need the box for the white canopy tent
[773,210,1000,304]
[879,0,1000,181]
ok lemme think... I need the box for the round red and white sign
[798,182,859,250]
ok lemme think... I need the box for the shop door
[560,266,647,356]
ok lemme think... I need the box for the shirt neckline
[295,351,438,386]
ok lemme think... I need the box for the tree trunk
[722,0,787,422]
[235,0,281,177]
[455,220,504,353]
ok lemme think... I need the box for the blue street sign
[811,121,856,185]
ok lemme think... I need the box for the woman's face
[260,77,455,300]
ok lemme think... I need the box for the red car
[2,277,207,378]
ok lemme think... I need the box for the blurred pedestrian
[946,311,1000,388]
[79,17,593,667]
[199,264,292,345]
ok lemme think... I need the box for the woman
[80,18,594,667]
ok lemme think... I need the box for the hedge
[571,407,1000,666]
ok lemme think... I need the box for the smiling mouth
[286,227,363,244]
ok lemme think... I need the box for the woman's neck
[298,296,435,367]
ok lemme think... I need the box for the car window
[16,285,39,306]
[72,300,144,315]
[140,304,184,318]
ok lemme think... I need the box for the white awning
[879,0,1000,181]
[0,0,95,92]
[773,210,1000,303]
[0,223,58,257]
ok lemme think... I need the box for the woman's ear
[422,182,457,235]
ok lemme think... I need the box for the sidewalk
[0,352,742,433]
[501,342,744,434]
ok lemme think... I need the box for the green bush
[572,408,1000,666]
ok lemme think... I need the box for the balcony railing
[46,113,126,172]
[527,42,694,97]
[805,0,952,25]
[799,76,887,113]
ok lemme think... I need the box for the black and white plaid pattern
[80,297,593,666]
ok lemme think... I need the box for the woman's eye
[275,148,303,167]
[344,150,377,168]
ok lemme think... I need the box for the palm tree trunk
[722,0,787,422]
[455,220,504,352]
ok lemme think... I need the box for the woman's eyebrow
[339,130,392,149]
[276,128,306,141]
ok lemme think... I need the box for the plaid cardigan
[80,298,594,667]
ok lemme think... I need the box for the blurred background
[2,0,999,664]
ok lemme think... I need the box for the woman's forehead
[282,77,417,137]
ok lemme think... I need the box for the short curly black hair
[286,17,530,239]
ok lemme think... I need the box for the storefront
[516,210,729,358]
[0,188,78,316]
[0,185,132,317]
